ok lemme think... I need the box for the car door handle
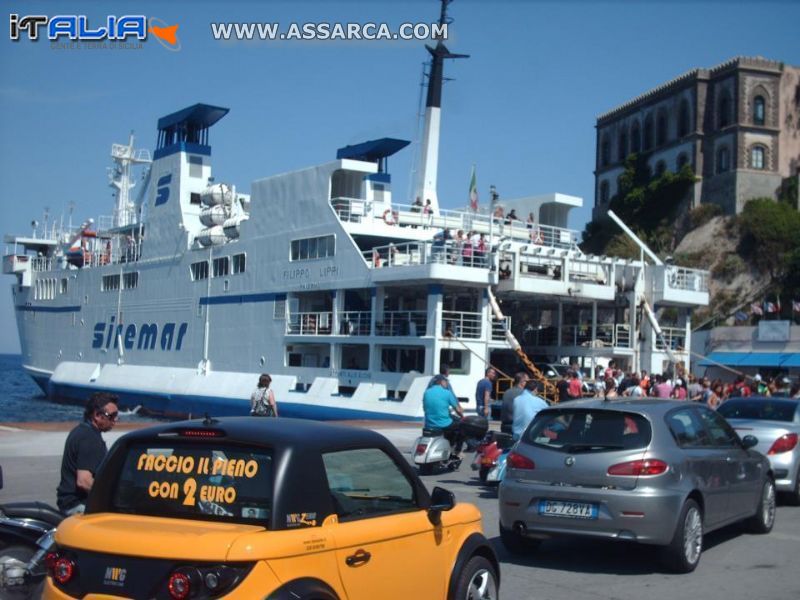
[345,549,372,567]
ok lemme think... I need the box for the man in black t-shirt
[556,373,571,403]
[57,392,119,515]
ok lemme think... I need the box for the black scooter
[0,465,63,598]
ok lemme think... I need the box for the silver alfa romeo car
[498,399,775,572]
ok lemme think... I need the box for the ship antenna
[413,0,468,216]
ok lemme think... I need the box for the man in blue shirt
[475,367,496,417]
[423,375,464,455]
[512,382,549,439]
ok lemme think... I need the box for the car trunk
[728,418,791,455]
[57,513,264,561]
[514,408,653,491]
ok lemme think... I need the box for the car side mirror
[428,486,455,526]
[741,435,759,449]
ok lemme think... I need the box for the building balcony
[650,265,710,307]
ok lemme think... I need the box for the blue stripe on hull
[45,380,421,422]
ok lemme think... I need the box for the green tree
[581,154,697,255]
[737,198,800,280]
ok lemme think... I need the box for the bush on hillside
[689,203,722,229]
[737,198,800,279]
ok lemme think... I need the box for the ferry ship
[3,3,709,421]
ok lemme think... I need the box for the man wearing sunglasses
[57,392,119,515]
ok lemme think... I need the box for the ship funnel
[413,0,468,215]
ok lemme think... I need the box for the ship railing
[375,310,427,336]
[391,203,580,250]
[339,311,372,335]
[442,310,482,339]
[364,241,492,269]
[490,316,511,341]
[331,197,370,223]
[665,266,709,293]
[286,311,334,335]
[654,326,686,351]
[568,258,611,285]
[522,323,632,349]
[32,257,54,272]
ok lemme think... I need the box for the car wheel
[452,555,498,600]
[419,463,435,475]
[662,499,703,573]
[499,522,541,554]
[747,478,776,534]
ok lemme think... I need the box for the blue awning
[336,138,410,162]
[157,104,229,132]
[780,353,800,367]
[698,352,794,368]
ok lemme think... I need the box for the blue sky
[1,0,798,353]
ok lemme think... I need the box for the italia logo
[9,14,181,50]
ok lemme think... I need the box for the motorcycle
[471,431,515,483]
[0,466,63,599]
[414,415,488,475]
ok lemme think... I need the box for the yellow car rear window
[111,442,273,524]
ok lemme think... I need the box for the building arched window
[751,145,765,169]
[678,100,691,137]
[643,114,654,151]
[599,180,609,205]
[677,153,689,170]
[631,121,641,153]
[716,146,730,174]
[753,95,766,125]
[618,128,628,161]
[718,92,731,129]
[655,160,667,177]
[600,135,611,167]
[656,111,668,146]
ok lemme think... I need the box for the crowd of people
[560,359,800,408]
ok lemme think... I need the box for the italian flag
[469,165,478,212]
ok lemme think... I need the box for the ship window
[123,272,138,289]
[60,278,68,294]
[440,349,469,374]
[213,256,229,278]
[341,344,369,370]
[190,260,209,281]
[380,346,425,373]
[189,156,203,178]
[102,274,121,292]
[232,253,246,274]
[190,192,202,205]
[274,298,286,319]
[290,235,336,262]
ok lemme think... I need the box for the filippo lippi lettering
[92,316,188,351]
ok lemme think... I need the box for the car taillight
[607,459,668,476]
[415,443,428,454]
[768,433,798,455]
[53,557,76,585]
[507,452,535,470]
[168,572,192,600]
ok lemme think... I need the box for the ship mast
[413,0,468,215]
[109,132,152,228]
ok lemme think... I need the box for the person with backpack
[250,373,278,417]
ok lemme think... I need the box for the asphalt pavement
[1,422,799,600]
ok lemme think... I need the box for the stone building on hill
[593,56,800,220]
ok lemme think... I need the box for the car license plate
[538,500,598,519]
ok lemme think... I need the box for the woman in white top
[250,373,278,417]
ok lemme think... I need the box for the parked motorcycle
[471,431,515,482]
[414,415,488,475]
[0,466,63,599]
